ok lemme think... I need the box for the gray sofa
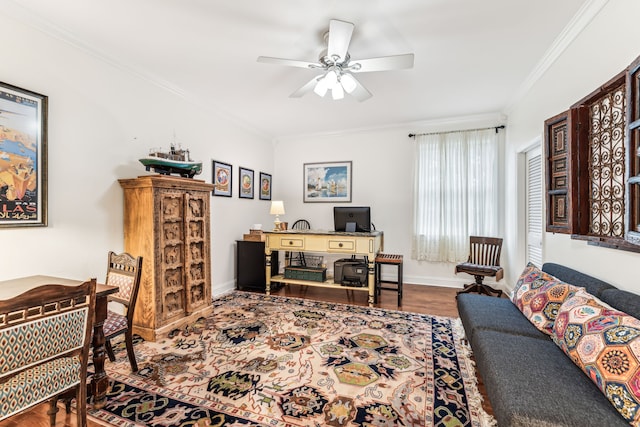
[457,262,640,427]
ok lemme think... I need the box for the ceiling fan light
[325,70,338,88]
[314,77,329,97]
[332,83,344,100]
[340,73,357,93]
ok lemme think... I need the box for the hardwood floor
[272,282,461,317]
[0,283,492,426]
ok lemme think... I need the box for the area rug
[89,291,494,426]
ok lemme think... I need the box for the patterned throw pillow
[551,289,640,424]
[511,262,583,335]
[511,262,552,303]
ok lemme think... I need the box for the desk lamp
[270,200,285,230]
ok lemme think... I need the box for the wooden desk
[0,275,118,409]
[264,230,383,306]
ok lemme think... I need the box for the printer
[334,258,367,287]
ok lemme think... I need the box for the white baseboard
[393,273,508,293]
[213,279,236,298]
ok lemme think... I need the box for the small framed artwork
[0,82,48,227]
[212,160,232,197]
[303,161,352,203]
[259,172,272,200]
[239,167,254,199]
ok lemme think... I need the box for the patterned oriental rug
[89,291,494,427]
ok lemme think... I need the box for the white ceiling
[6,0,592,139]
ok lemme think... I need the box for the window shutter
[526,148,543,267]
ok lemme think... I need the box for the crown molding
[502,0,609,115]
[274,112,507,142]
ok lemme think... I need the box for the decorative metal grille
[588,83,626,237]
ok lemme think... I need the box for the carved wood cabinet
[118,175,215,341]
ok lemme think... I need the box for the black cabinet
[236,240,279,291]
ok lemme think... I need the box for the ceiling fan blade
[351,53,414,73]
[289,76,321,98]
[349,75,373,102]
[257,56,320,70]
[327,19,354,62]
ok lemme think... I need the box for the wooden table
[264,230,383,306]
[0,275,118,409]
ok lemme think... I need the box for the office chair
[455,236,504,297]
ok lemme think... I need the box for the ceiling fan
[257,19,414,102]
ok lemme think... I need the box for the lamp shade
[270,200,285,215]
[340,73,357,93]
[332,83,344,100]
[314,77,329,97]
[325,70,338,87]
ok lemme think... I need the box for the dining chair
[0,279,96,427]
[455,236,504,297]
[102,251,143,372]
[287,219,311,266]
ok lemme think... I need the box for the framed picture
[212,160,232,197]
[259,172,272,200]
[239,167,254,199]
[0,82,48,227]
[303,161,352,203]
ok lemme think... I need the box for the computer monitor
[334,206,371,232]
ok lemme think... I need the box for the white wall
[274,113,505,288]
[0,16,274,295]
[505,0,640,292]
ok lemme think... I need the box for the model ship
[139,144,202,178]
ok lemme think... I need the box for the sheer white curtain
[412,128,499,262]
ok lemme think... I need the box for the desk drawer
[328,239,355,252]
[279,238,304,249]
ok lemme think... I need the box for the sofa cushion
[456,294,547,346]
[552,289,640,425]
[600,288,640,319]
[511,263,582,335]
[473,329,628,427]
[542,262,615,298]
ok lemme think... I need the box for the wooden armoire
[118,175,215,341]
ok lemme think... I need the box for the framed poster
[212,160,232,197]
[0,82,48,227]
[303,161,352,203]
[259,172,272,200]
[239,167,254,199]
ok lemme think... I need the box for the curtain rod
[408,125,505,138]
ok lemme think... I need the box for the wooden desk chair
[455,236,504,297]
[0,279,96,427]
[102,251,143,372]
[287,219,311,266]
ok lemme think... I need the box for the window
[544,60,640,252]
[412,128,500,262]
